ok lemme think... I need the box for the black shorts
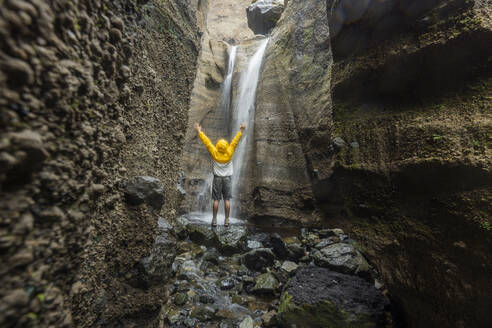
[212,175,232,201]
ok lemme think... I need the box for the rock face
[321,1,492,327]
[248,0,334,223]
[278,266,388,328]
[0,0,201,326]
[125,176,165,211]
[246,0,285,34]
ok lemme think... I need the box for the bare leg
[224,200,230,226]
[212,200,219,226]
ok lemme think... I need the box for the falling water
[221,46,237,136]
[231,38,269,218]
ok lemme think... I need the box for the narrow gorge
[0,0,491,328]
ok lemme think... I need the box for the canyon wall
[0,0,201,326]
[321,0,492,327]
[251,0,334,224]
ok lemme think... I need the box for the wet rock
[261,310,278,327]
[242,248,275,271]
[246,0,285,34]
[312,243,371,276]
[124,176,165,211]
[166,307,182,324]
[174,293,188,305]
[217,277,235,290]
[314,237,339,249]
[175,215,190,239]
[199,294,215,304]
[215,225,247,254]
[191,305,215,321]
[187,224,217,247]
[157,217,173,233]
[202,248,220,265]
[246,240,262,250]
[278,266,388,327]
[270,233,289,259]
[284,236,305,260]
[239,315,254,328]
[252,272,279,294]
[280,261,298,275]
[232,294,255,306]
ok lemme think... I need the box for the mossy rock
[277,267,388,328]
[278,291,377,328]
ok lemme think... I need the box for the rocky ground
[157,215,396,327]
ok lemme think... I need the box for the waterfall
[221,46,237,136]
[231,38,269,218]
[191,38,269,223]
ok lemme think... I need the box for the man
[194,122,246,227]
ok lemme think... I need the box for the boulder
[215,225,247,254]
[280,261,298,275]
[252,272,280,294]
[311,243,371,276]
[239,316,254,328]
[242,248,275,271]
[124,176,165,211]
[278,266,388,327]
[284,236,305,260]
[270,233,289,259]
[246,0,285,34]
[187,223,218,247]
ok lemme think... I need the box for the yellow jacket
[199,130,242,163]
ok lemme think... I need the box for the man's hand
[194,123,202,133]
[240,123,246,131]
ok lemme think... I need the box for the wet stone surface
[163,218,393,327]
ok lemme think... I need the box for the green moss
[278,292,376,328]
[278,291,293,313]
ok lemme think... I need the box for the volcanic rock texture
[0,0,201,326]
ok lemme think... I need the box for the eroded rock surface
[246,0,285,34]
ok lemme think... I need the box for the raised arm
[230,123,246,151]
[195,123,215,155]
